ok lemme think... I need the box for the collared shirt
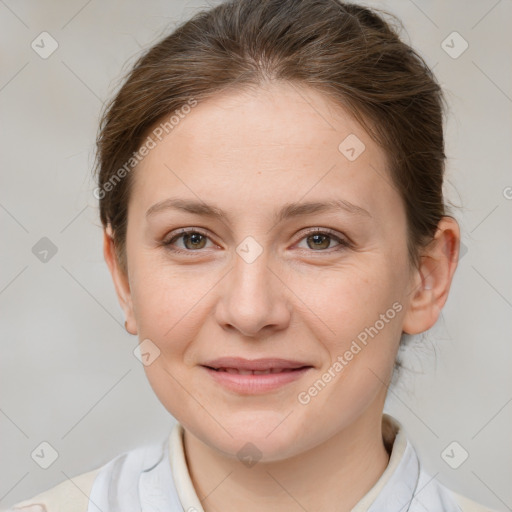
[4,414,498,512]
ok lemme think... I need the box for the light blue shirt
[84,414,471,512]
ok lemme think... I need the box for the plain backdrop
[1,0,511,510]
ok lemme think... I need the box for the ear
[103,224,138,335]
[402,216,460,335]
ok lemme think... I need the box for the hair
[95,0,449,280]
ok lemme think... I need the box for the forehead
[160,82,380,164]
[131,82,401,223]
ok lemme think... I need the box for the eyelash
[162,227,351,255]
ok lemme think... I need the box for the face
[108,82,425,461]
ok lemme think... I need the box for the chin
[193,412,308,463]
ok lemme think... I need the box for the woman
[6,0,500,511]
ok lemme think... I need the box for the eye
[162,228,216,253]
[162,227,351,256]
[295,228,351,252]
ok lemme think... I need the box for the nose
[214,247,292,338]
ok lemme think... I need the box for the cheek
[130,267,210,419]
[302,262,401,337]
[297,301,402,432]
[300,262,404,389]
[129,264,201,352]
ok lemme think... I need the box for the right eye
[162,228,217,254]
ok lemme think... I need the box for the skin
[103,81,460,512]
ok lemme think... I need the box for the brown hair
[95,0,449,276]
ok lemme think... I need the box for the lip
[201,357,313,394]
[202,356,312,371]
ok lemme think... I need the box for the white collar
[170,413,417,512]
[87,414,461,512]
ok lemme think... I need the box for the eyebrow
[145,197,372,222]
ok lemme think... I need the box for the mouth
[202,356,313,372]
[205,367,309,375]
[200,357,313,394]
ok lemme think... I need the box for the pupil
[185,233,205,249]
[309,234,329,250]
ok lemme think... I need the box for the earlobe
[402,217,460,335]
[103,225,138,335]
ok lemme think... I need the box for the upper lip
[202,357,312,371]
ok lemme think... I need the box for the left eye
[295,230,349,251]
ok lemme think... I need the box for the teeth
[216,368,298,374]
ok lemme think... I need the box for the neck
[183,403,391,512]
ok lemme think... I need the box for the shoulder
[1,466,102,512]
[418,470,500,512]
[449,488,501,512]
[1,431,175,512]
[383,415,500,512]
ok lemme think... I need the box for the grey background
[1,0,511,510]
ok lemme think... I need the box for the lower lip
[202,366,312,394]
